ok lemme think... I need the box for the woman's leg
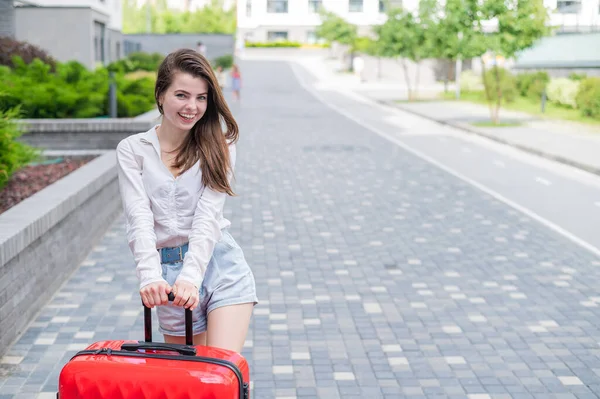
[164,332,207,346]
[206,303,254,353]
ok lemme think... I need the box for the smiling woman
[115,48,258,354]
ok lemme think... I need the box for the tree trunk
[493,64,503,124]
[480,57,495,123]
[444,59,449,93]
[414,60,421,101]
[399,58,413,101]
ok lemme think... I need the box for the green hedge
[212,54,233,70]
[245,41,302,48]
[576,77,600,120]
[0,56,155,118]
[464,69,600,121]
[107,52,164,74]
[515,71,549,100]
[0,103,39,190]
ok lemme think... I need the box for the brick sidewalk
[2,60,600,399]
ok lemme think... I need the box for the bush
[460,70,483,92]
[515,71,549,100]
[482,67,517,104]
[0,103,39,190]
[576,77,600,120]
[245,41,302,48]
[212,54,233,70]
[107,52,164,74]
[569,72,587,81]
[0,36,56,70]
[547,78,580,109]
[0,56,155,118]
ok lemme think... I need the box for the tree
[481,0,550,123]
[122,0,236,34]
[374,7,431,100]
[430,0,489,96]
[316,10,358,70]
[316,10,358,48]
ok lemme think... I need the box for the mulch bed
[0,157,96,215]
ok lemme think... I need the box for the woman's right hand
[140,280,172,308]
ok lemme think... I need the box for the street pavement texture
[2,60,600,399]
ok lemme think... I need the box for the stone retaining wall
[0,152,120,356]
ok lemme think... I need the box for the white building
[237,0,600,44]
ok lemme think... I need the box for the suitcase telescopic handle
[143,292,194,345]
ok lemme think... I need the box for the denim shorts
[156,230,258,336]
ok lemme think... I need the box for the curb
[383,100,600,178]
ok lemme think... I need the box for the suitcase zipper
[71,349,249,399]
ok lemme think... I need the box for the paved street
[2,59,600,399]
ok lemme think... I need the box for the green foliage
[212,54,233,69]
[575,78,600,120]
[0,36,57,70]
[0,56,155,118]
[108,52,164,74]
[0,103,39,190]
[122,0,236,34]
[546,78,579,108]
[245,41,302,48]
[374,8,423,61]
[515,71,549,99]
[482,66,517,104]
[430,0,488,61]
[354,37,375,54]
[569,72,587,81]
[488,0,550,59]
[460,70,483,92]
[316,10,358,48]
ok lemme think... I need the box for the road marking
[290,61,600,259]
[493,160,505,168]
[535,177,552,186]
[595,202,600,207]
[462,147,472,153]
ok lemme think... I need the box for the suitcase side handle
[143,292,194,345]
[120,342,197,356]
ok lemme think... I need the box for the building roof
[514,32,600,69]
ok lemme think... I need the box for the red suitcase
[58,293,250,399]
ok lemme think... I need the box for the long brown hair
[155,49,238,195]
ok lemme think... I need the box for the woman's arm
[116,139,164,289]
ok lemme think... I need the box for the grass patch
[441,91,600,127]
[471,120,522,127]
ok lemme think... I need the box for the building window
[306,31,317,44]
[246,0,251,16]
[94,21,106,64]
[267,31,288,41]
[378,0,386,12]
[349,0,363,12]
[267,0,288,13]
[308,0,321,13]
[556,0,581,13]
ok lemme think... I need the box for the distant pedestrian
[231,64,241,102]
[352,55,365,83]
[215,65,227,90]
[196,41,207,57]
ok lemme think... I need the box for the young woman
[116,49,257,353]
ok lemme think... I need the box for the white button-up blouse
[115,126,235,290]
